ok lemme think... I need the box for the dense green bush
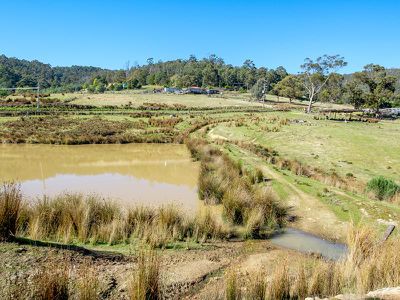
[366,176,399,200]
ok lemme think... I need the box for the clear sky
[1,0,399,73]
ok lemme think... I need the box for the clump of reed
[25,193,120,244]
[267,263,290,300]
[128,251,161,300]
[0,182,22,241]
[75,265,100,300]
[247,273,267,300]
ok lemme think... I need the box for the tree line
[0,54,288,93]
[1,54,399,111]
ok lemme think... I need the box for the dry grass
[31,263,70,300]
[225,271,241,300]
[248,273,267,300]
[75,264,100,300]
[9,188,227,247]
[221,224,400,299]
[236,140,365,194]
[0,116,180,144]
[128,251,161,300]
[0,182,22,241]
[267,263,290,300]
[186,139,287,237]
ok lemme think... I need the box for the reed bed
[0,186,228,247]
[186,138,288,238]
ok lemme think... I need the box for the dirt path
[237,147,348,241]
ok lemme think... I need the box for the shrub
[366,176,399,200]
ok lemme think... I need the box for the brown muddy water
[270,228,348,260]
[0,144,200,211]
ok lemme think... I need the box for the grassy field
[208,111,400,183]
[1,91,400,299]
[53,90,264,108]
[47,88,350,109]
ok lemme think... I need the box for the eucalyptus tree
[251,78,267,101]
[273,74,303,102]
[300,55,347,113]
[344,79,365,108]
[318,73,345,103]
[353,64,396,111]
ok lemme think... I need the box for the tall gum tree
[353,64,396,112]
[300,55,347,113]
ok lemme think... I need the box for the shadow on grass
[11,236,125,261]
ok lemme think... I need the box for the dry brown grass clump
[26,194,120,244]
[75,264,100,300]
[4,260,101,300]
[0,182,22,241]
[225,271,241,300]
[31,263,70,300]
[128,251,161,300]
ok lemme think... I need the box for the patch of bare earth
[0,241,245,299]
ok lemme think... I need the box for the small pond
[270,228,348,260]
[0,144,200,211]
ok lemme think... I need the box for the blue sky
[1,0,399,73]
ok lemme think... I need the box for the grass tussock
[128,251,161,300]
[248,273,267,300]
[221,224,400,299]
[32,263,70,300]
[75,264,100,300]
[225,271,241,300]
[0,182,22,241]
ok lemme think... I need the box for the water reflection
[0,144,199,211]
